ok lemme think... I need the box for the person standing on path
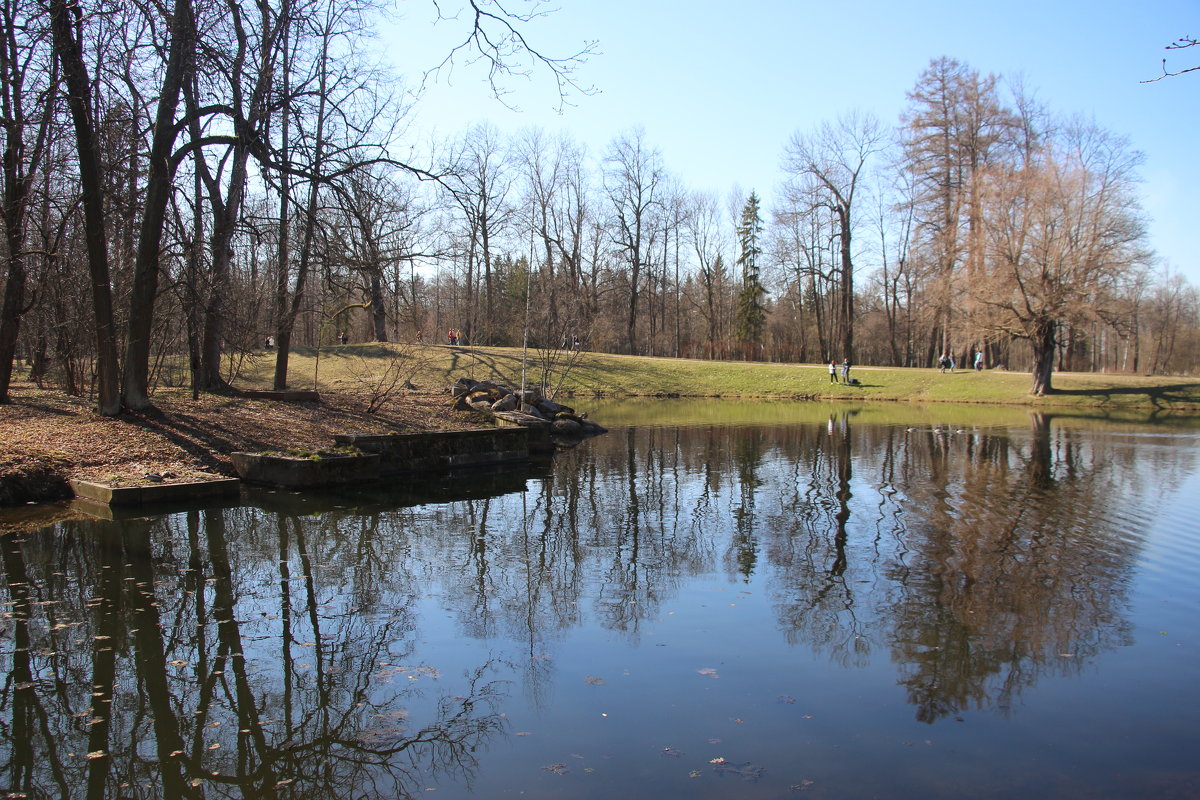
[841,358,851,383]
[829,360,838,383]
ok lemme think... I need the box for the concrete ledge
[70,478,241,507]
[231,452,381,488]
[333,428,532,474]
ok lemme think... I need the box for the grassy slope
[234,343,1200,412]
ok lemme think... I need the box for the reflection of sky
[3,420,1200,798]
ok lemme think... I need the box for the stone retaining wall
[332,428,531,475]
[70,478,241,507]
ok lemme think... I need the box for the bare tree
[900,58,1012,365]
[324,166,430,342]
[782,111,883,362]
[0,0,55,403]
[685,191,729,359]
[48,0,121,414]
[603,128,662,355]
[120,0,197,409]
[976,121,1149,395]
[444,123,511,345]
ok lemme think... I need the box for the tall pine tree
[735,192,767,360]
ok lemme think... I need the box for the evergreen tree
[735,192,767,359]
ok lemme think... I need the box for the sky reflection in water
[2,404,1199,799]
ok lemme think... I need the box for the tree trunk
[273,16,327,390]
[837,206,854,361]
[198,152,248,390]
[1030,319,1056,396]
[49,0,120,415]
[370,270,387,342]
[627,232,641,354]
[0,216,27,403]
[122,0,194,410]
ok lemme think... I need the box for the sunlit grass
[233,343,1200,412]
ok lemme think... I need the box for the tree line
[1,0,1195,412]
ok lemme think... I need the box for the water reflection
[1,410,1196,798]
[1,510,508,798]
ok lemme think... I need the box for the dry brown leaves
[0,383,477,487]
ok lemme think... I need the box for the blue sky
[383,0,1198,282]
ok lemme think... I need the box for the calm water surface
[2,402,1199,799]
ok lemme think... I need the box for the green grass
[234,343,1200,413]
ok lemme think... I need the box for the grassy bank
[237,343,1200,412]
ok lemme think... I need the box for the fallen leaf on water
[585,676,606,685]
[731,717,745,724]
[709,757,726,764]
[777,695,796,704]
[541,763,568,775]
[662,747,684,758]
[696,668,719,678]
[790,780,815,791]
[689,770,702,778]
[85,751,107,760]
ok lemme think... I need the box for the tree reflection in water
[1,413,1196,796]
[0,508,508,799]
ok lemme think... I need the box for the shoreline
[4,359,1200,509]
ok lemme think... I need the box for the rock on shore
[450,378,607,438]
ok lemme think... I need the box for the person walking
[829,360,838,383]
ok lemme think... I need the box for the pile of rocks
[451,378,607,437]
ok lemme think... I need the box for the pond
[2,401,1199,799]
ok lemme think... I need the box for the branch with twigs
[1142,34,1198,82]
[426,0,598,113]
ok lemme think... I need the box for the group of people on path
[828,358,853,384]
[939,351,986,373]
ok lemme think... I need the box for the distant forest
[1,0,1196,411]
